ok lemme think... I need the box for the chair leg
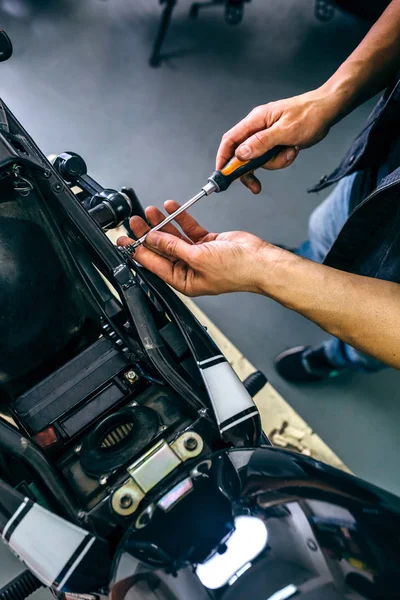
[149,0,177,67]
[225,0,245,25]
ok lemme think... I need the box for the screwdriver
[123,145,283,253]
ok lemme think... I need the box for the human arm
[216,0,400,193]
[118,202,400,369]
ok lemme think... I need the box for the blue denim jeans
[297,174,385,372]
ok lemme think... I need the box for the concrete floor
[0,3,399,578]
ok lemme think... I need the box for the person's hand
[117,201,283,297]
[216,88,338,193]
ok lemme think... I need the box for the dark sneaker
[274,345,344,382]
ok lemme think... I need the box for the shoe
[274,345,344,382]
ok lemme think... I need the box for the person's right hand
[216,88,337,193]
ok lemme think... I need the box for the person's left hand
[117,201,281,297]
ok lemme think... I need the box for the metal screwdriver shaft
[121,145,283,256]
[123,181,216,253]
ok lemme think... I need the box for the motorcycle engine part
[80,406,160,477]
[53,152,141,231]
[53,152,87,182]
[58,385,192,512]
[111,479,145,517]
[88,189,132,230]
[13,338,132,435]
[127,433,204,495]
[112,447,201,519]
[170,432,203,461]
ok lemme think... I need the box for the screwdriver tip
[119,243,138,258]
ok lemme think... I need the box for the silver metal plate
[127,440,181,493]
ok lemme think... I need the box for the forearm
[259,247,400,368]
[318,1,400,125]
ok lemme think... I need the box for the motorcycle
[0,31,399,600]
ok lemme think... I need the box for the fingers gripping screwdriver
[124,146,283,252]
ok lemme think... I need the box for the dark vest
[309,74,400,282]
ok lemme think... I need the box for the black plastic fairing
[111,447,400,600]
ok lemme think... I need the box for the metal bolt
[125,370,139,384]
[54,183,62,191]
[119,494,133,509]
[78,510,86,520]
[74,444,82,454]
[184,437,198,452]
[99,475,108,486]
[43,169,51,179]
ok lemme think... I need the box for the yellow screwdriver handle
[209,146,284,192]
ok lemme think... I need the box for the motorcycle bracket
[111,432,204,517]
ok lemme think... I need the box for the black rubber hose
[243,370,268,398]
[122,283,206,412]
[0,417,79,523]
[0,571,44,600]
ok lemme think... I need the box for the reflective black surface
[0,30,12,63]
[111,447,400,599]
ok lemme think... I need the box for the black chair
[150,0,251,67]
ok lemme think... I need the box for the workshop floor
[0,0,398,510]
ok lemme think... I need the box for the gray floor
[0,0,398,524]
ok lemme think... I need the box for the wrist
[252,243,300,297]
[317,70,361,126]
